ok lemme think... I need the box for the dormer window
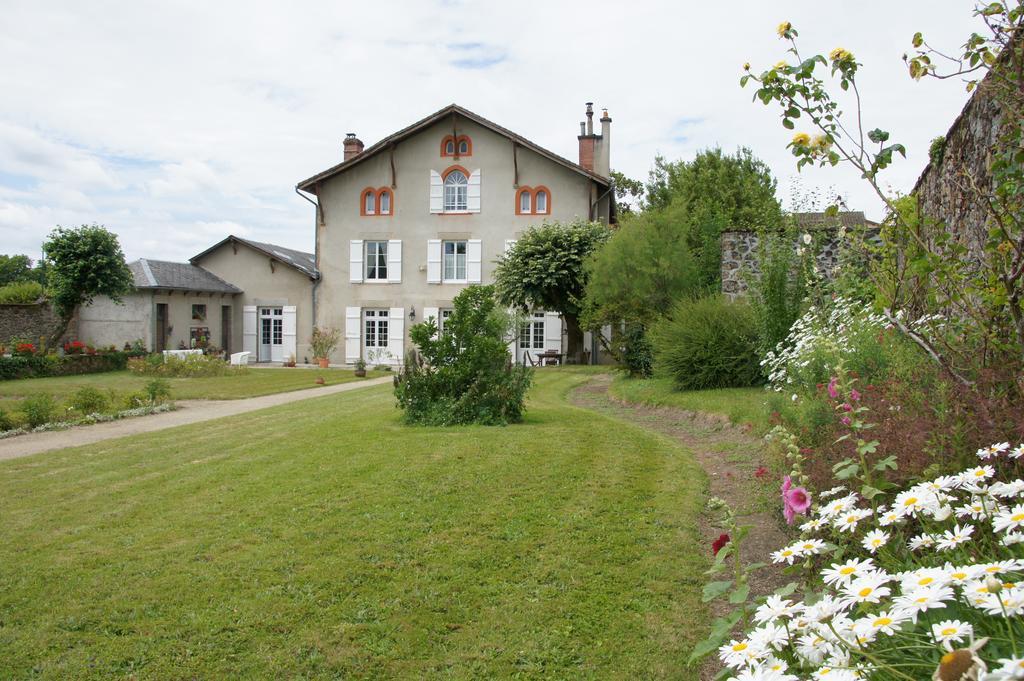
[361,187,393,216]
[515,186,552,215]
[443,169,468,211]
[441,135,472,157]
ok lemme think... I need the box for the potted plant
[284,353,296,368]
[310,327,341,369]
[354,358,366,377]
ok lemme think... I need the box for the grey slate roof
[129,259,242,293]
[190,235,319,279]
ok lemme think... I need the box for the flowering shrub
[63,340,86,355]
[708,441,1024,680]
[13,342,36,356]
[761,297,888,391]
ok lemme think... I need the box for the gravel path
[0,376,393,462]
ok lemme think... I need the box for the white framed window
[365,241,388,280]
[363,191,376,215]
[443,240,467,281]
[519,190,531,214]
[445,139,455,155]
[440,308,454,332]
[379,190,391,215]
[535,189,548,213]
[364,309,389,348]
[444,170,468,211]
[519,312,544,349]
[458,139,469,155]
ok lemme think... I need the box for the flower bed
[0,351,130,380]
[0,402,176,439]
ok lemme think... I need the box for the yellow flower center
[918,577,934,586]
[952,572,967,580]
[904,497,918,507]
[782,550,793,556]
[974,470,985,477]
[858,587,873,598]
[986,566,1001,573]
[840,567,855,575]
[803,543,815,550]
[1011,513,1024,522]
[732,643,747,652]
[874,617,892,627]
[941,627,957,636]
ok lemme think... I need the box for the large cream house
[296,103,615,366]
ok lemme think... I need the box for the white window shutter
[467,169,481,212]
[281,306,297,360]
[544,311,563,353]
[422,306,439,333]
[387,239,402,283]
[345,306,361,362]
[426,239,442,283]
[504,239,517,254]
[429,170,443,213]
[349,239,364,283]
[388,307,405,365]
[467,239,482,283]
[242,306,257,355]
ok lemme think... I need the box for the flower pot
[354,369,366,377]
[315,377,325,385]
[317,358,329,368]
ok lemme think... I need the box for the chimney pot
[343,133,364,161]
[585,102,594,135]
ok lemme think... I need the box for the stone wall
[913,85,1002,261]
[0,302,77,347]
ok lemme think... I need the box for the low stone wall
[0,302,76,347]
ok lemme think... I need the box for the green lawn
[0,367,364,410]
[610,375,771,432]
[0,371,708,679]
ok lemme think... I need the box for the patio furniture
[229,351,251,366]
[537,350,563,366]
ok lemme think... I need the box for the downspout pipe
[295,187,322,348]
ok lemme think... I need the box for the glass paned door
[258,307,284,362]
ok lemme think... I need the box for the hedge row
[0,352,131,380]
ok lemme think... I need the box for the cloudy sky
[1,1,979,263]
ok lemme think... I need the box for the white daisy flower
[840,574,891,607]
[962,465,996,484]
[980,586,1024,616]
[977,559,1022,576]
[976,442,1010,459]
[932,504,954,522]
[930,619,973,651]
[943,563,980,585]
[794,538,827,556]
[857,609,907,636]
[993,504,1024,534]
[795,633,830,665]
[861,529,889,553]
[810,667,861,680]
[899,567,948,591]
[800,518,827,532]
[956,499,988,520]
[750,623,789,651]
[893,488,937,517]
[819,494,858,518]
[718,638,763,668]
[894,584,954,620]
[819,485,847,499]
[834,507,872,533]
[936,523,975,551]
[877,507,903,526]
[907,533,937,551]
[822,558,876,587]
[990,479,1024,498]
[926,475,962,491]
[988,656,1024,679]
[754,595,800,624]
[771,545,800,565]
[1002,532,1024,546]
[1010,444,1024,459]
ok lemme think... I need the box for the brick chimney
[577,102,610,176]
[343,133,364,161]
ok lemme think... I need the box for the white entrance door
[258,307,284,362]
[517,312,545,365]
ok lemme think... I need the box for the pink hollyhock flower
[850,388,861,402]
[827,376,839,399]
[841,416,852,426]
[755,466,768,479]
[781,475,811,524]
[841,402,853,412]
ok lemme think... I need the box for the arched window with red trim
[441,135,472,157]
[378,188,392,215]
[361,188,376,216]
[514,186,552,215]
[360,187,394,216]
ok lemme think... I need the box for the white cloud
[0,0,982,262]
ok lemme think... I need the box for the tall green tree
[644,148,783,287]
[610,169,645,216]
[42,224,134,344]
[582,201,703,329]
[0,254,44,286]
[494,219,611,363]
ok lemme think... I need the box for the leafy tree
[610,169,645,215]
[395,285,532,425]
[494,219,611,363]
[42,224,134,344]
[643,148,782,287]
[582,201,704,329]
[0,254,44,286]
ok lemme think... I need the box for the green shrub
[395,285,533,425]
[0,351,126,380]
[144,379,172,403]
[0,280,44,304]
[0,408,12,432]
[68,386,110,414]
[22,394,57,428]
[619,324,653,378]
[650,295,763,390]
[122,391,148,409]
[746,229,809,358]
